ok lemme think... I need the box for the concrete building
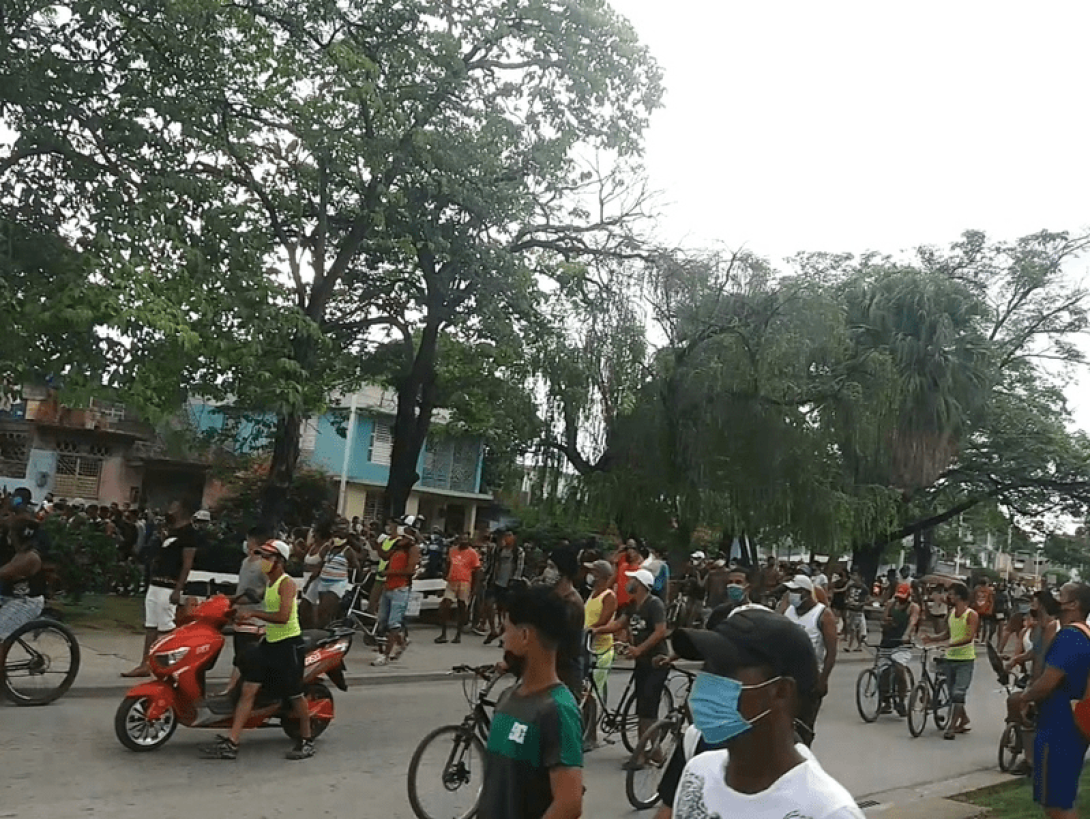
[190,386,492,534]
[0,386,208,508]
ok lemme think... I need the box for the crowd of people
[6,491,1090,818]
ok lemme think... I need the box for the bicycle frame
[581,639,636,737]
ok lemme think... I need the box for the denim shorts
[378,586,411,631]
[944,659,974,704]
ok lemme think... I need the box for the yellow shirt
[946,607,976,661]
[584,590,615,655]
[264,574,301,643]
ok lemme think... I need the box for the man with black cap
[668,609,863,818]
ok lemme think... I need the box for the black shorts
[486,585,509,606]
[633,661,669,719]
[232,632,262,669]
[241,636,304,698]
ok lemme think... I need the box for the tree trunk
[260,411,302,531]
[851,544,882,589]
[385,319,441,518]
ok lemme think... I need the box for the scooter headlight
[154,647,190,667]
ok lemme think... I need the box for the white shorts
[303,579,348,605]
[145,585,177,632]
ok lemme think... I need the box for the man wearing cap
[668,610,863,819]
[584,559,617,750]
[600,566,669,768]
[878,582,920,717]
[782,574,838,745]
[372,518,422,666]
[200,539,314,760]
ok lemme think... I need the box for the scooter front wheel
[115,695,178,751]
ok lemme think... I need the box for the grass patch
[955,768,1090,818]
[54,594,145,634]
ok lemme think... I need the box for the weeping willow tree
[538,231,1090,576]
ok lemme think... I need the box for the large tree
[2,0,662,523]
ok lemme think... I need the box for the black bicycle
[1,614,81,705]
[331,571,387,650]
[407,664,508,819]
[855,640,915,723]
[906,644,952,737]
[625,664,697,810]
[579,637,674,754]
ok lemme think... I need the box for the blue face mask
[726,585,746,603]
[689,672,779,745]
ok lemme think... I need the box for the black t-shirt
[151,524,197,582]
[479,683,583,819]
[630,595,667,664]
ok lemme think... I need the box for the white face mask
[586,573,596,586]
[788,592,803,609]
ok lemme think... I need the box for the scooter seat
[300,630,328,653]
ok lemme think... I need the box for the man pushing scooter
[200,539,314,761]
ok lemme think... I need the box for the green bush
[40,516,132,601]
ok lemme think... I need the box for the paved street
[2,641,1014,819]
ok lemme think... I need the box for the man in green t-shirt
[480,585,583,819]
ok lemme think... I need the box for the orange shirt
[448,547,481,584]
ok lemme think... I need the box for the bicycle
[855,640,915,723]
[407,664,508,819]
[986,641,1032,772]
[625,664,697,810]
[579,637,674,754]
[331,571,387,650]
[906,644,953,737]
[1,614,81,705]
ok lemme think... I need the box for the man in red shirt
[613,540,643,616]
[436,533,482,644]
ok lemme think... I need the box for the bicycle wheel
[998,722,1022,772]
[855,668,880,723]
[906,681,930,737]
[625,717,681,810]
[407,724,486,819]
[621,685,674,753]
[933,677,952,730]
[2,618,81,705]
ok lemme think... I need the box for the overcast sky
[614,0,1090,427]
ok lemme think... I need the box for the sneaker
[879,702,893,715]
[894,701,907,718]
[434,635,449,644]
[286,739,315,760]
[198,735,238,760]
[452,633,462,644]
[472,626,488,637]
[371,655,389,666]
[483,632,497,645]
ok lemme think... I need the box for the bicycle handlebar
[451,664,497,679]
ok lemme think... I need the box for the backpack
[1062,622,1090,742]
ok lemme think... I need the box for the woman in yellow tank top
[584,560,618,750]
[199,539,313,761]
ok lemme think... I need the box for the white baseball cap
[691,551,706,560]
[193,509,212,522]
[785,574,815,594]
[627,568,656,589]
[259,539,291,561]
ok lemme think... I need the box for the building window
[0,430,30,478]
[363,491,386,524]
[53,439,106,499]
[368,421,393,465]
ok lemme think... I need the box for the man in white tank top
[782,574,838,745]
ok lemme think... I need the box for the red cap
[895,583,912,599]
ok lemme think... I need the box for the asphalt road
[1,651,1010,818]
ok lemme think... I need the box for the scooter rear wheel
[283,682,333,741]
[115,695,177,751]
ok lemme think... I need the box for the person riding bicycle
[0,510,47,641]
[199,538,314,761]
[878,583,920,716]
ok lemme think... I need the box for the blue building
[190,386,491,534]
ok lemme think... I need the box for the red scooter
[114,594,353,751]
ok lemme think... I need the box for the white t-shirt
[813,572,829,589]
[674,743,864,819]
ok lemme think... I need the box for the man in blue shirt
[1009,582,1090,819]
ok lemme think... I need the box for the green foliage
[40,517,134,601]
[212,458,336,533]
